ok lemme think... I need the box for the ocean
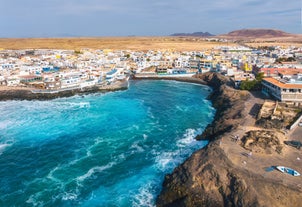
[0,80,215,207]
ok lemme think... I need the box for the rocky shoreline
[132,75,207,84]
[0,80,128,101]
[156,73,302,207]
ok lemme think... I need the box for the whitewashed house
[7,76,20,86]
[61,75,81,88]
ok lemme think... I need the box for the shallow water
[0,80,215,207]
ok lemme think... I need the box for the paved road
[290,126,302,142]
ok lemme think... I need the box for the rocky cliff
[195,73,249,141]
[156,73,302,207]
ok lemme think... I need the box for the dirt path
[220,91,302,191]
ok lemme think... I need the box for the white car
[299,122,302,127]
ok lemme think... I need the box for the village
[0,45,302,102]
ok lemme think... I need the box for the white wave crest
[59,101,91,109]
[176,128,199,147]
[156,128,208,172]
[143,134,148,140]
[132,182,155,207]
[0,120,13,130]
[79,102,90,108]
[26,193,45,207]
[0,140,14,155]
[147,107,155,119]
[155,151,180,172]
[61,192,78,201]
[76,162,115,182]
[132,124,139,130]
[46,166,61,183]
[130,141,145,153]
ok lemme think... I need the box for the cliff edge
[156,73,302,207]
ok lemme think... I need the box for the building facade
[262,77,302,102]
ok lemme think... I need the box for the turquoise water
[0,80,215,207]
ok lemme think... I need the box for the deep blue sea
[0,80,215,207]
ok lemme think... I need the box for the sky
[0,0,301,37]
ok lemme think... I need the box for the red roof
[260,68,302,75]
[19,75,40,79]
[263,77,302,89]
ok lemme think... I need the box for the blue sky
[0,0,301,37]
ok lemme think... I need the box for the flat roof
[261,68,302,74]
[263,77,302,89]
[107,69,117,75]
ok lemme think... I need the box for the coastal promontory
[157,73,302,207]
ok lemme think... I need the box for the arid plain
[0,37,235,51]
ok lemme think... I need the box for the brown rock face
[241,130,283,154]
[157,142,260,207]
[157,141,301,207]
[195,73,250,141]
[0,86,127,101]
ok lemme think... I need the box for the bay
[0,80,215,207]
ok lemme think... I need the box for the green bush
[239,72,264,91]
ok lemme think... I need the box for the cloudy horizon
[1,0,301,37]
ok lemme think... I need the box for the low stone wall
[290,114,302,130]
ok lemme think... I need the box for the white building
[262,77,302,102]
[61,75,81,88]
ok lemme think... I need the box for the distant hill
[170,32,214,37]
[216,29,302,41]
[225,29,291,38]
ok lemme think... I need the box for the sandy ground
[220,92,302,191]
[0,37,236,51]
[0,86,32,91]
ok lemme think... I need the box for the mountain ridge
[217,28,302,41]
[170,28,300,40]
[224,28,291,37]
[170,32,215,37]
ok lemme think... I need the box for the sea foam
[76,162,116,182]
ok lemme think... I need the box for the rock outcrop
[156,72,302,207]
[157,141,301,207]
[241,130,283,154]
[195,73,249,141]
[0,84,127,101]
